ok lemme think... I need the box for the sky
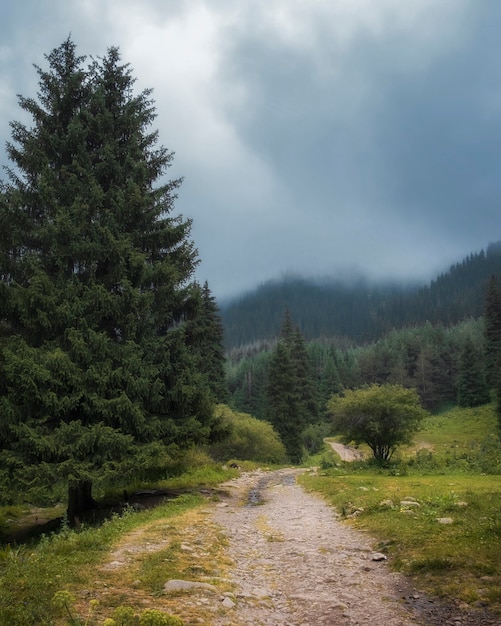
[1,1,500,301]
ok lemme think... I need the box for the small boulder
[163,580,218,593]
[379,499,394,508]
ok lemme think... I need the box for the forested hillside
[224,243,501,457]
[221,242,501,349]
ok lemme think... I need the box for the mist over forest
[221,241,501,350]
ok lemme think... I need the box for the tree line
[221,244,501,349]
[227,275,501,461]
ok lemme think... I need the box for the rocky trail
[327,441,365,462]
[207,468,501,626]
[212,468,416,625]
[92,466,501,625]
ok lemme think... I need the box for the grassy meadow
[301,402,501,613]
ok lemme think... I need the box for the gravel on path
[211,468,501,626]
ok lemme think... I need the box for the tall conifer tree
[457,338,490,407]
[266,311,317,463]
[484,275,501,386]
[0,40,216,521]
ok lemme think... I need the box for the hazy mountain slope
[221,242,501,349]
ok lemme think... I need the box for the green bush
[302,422,332,455]
[209,405,287,464]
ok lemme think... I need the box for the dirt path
[210,469,500,626]
[91,469,501,625]
[327,441,365,462]
[210,468,418,625]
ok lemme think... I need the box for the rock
[371,552,387,561]
[379,499,394,508]
[400,500,420,507]
[221,596,236,608]
[163,579,218,593]
[437,517,454,524]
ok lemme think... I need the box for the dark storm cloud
[0,1,500,298]
[369,3,501,242]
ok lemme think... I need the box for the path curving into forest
[327,440,365,462]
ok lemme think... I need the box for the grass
[0,462,237,626]
[299,471,501,610]
[410,404,501,470]
[75,501,232,625]
[0,495,206,625]
[301,401,501,613]
[1,404,500,621]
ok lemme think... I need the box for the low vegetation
[327,384,426,462]
[208,404,288,464]
[301,402,501,613]
[301,470,501,611]
[0,461,237,625]
[2,403,500,624]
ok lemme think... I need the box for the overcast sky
[1,1,500,300]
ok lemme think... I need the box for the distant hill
[220,242,501,349]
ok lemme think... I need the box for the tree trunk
[67,480,96,526]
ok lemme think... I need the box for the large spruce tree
[266,311,317,463]
[0,40,217,522]
[456,338,490,408]
[484,275,501,385]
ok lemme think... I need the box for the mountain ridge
[220,242,501,349]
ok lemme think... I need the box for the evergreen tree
[266,341,303,463]
[186,281,228,403]
[289,326,318,423]
[484,275,501,387]
[227,351,270,420]
[457,338,491,407]
[266,312,317,463]
[0,40,216,522]
[308,343,343,417]
[338,350,361,389]
[484,275,501,428]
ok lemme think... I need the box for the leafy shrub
[209,405,287,464]
[138,609,184,625]
[301,422,332,454]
